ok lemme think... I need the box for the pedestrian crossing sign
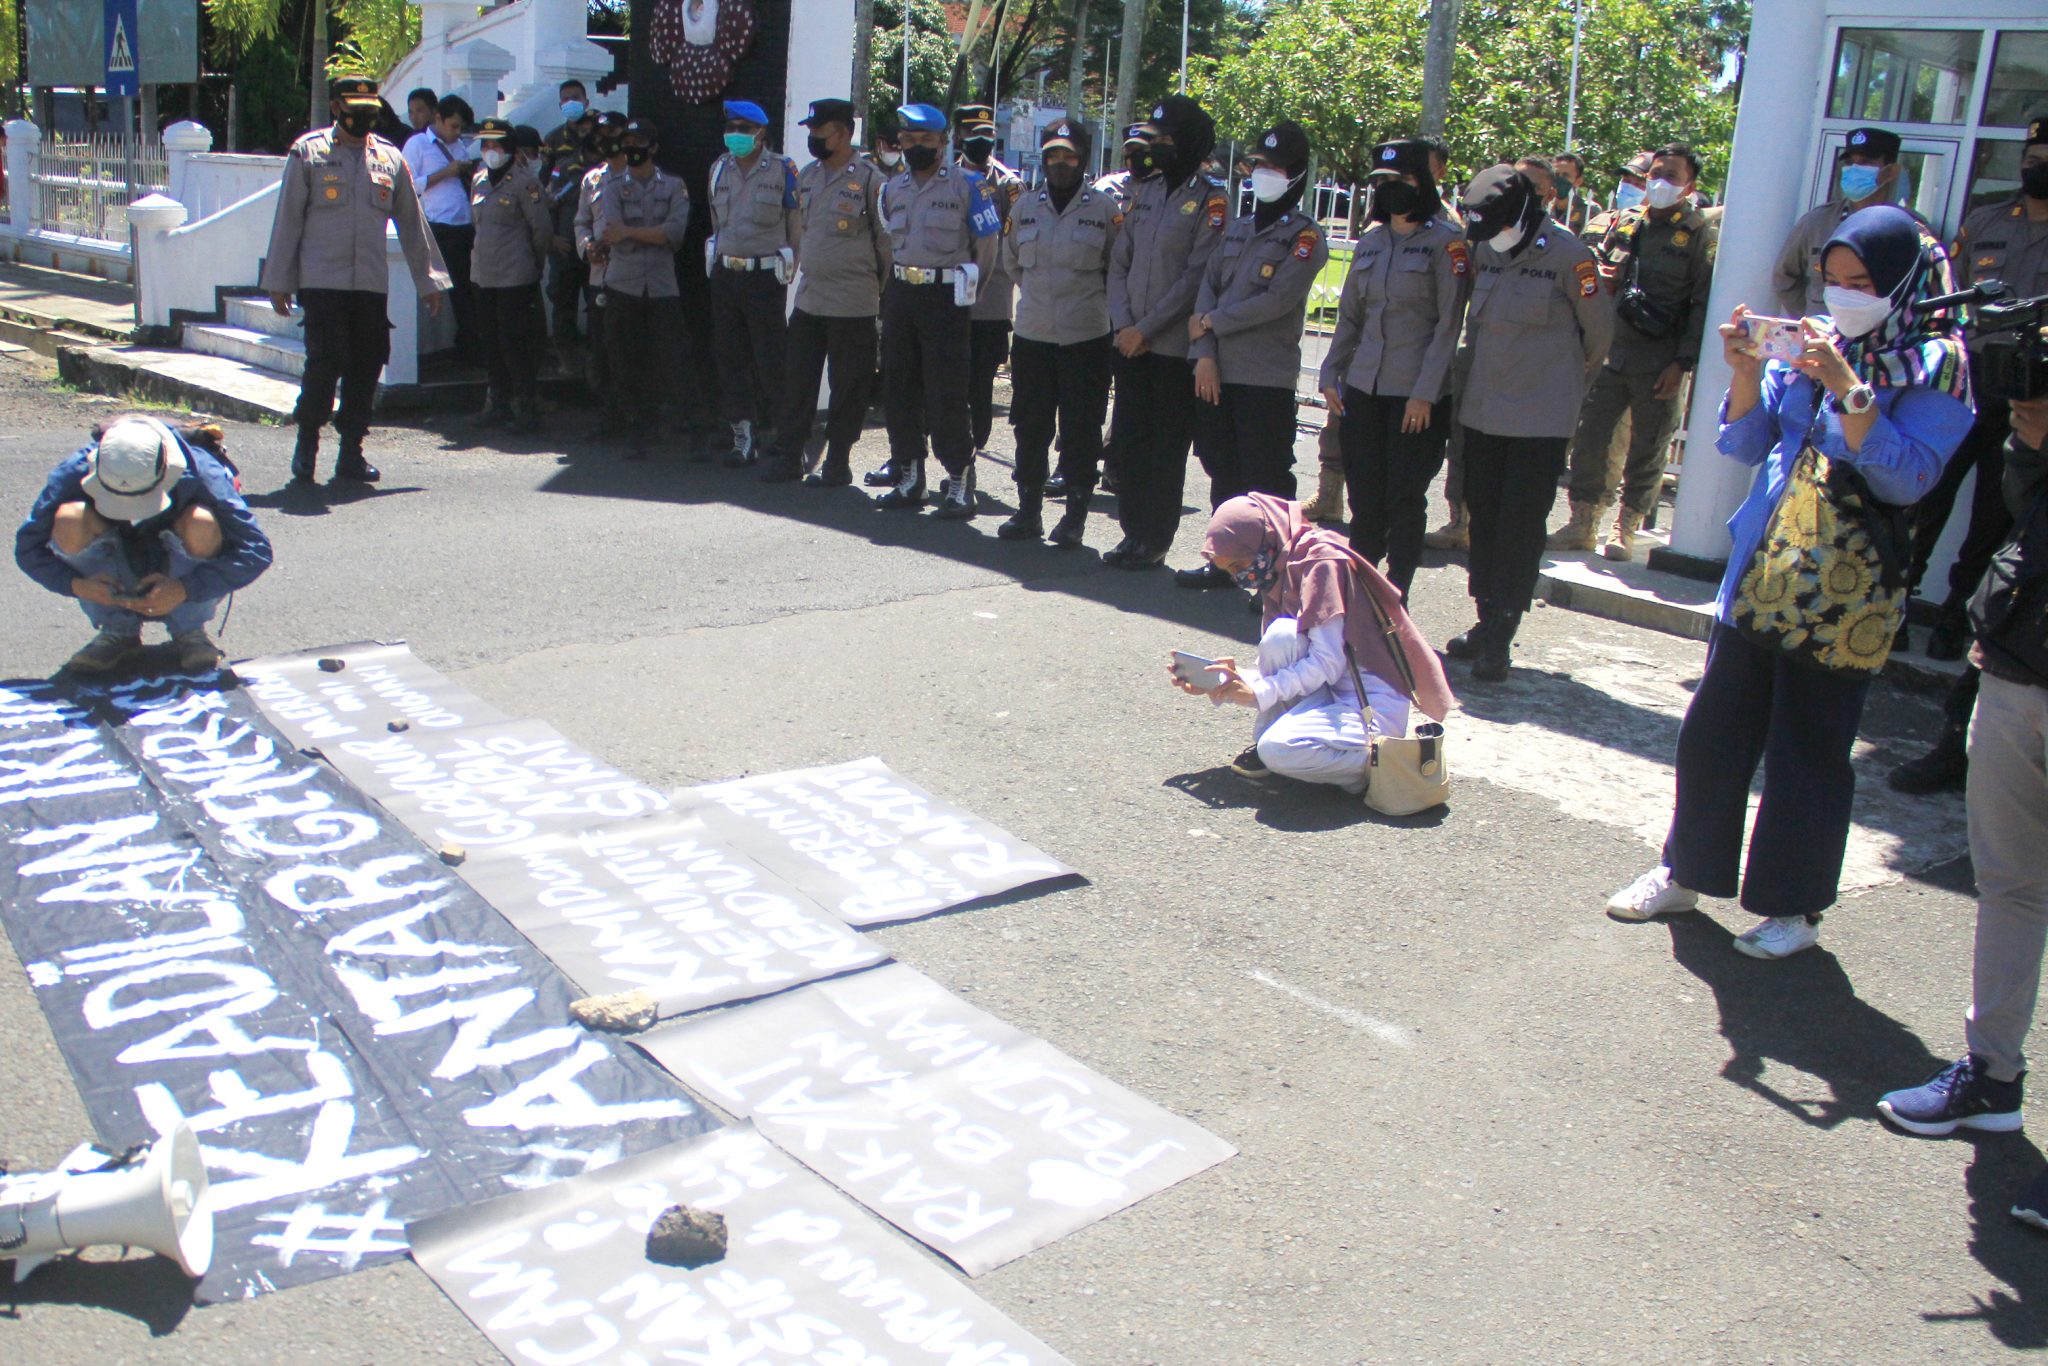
[103,0,140,96]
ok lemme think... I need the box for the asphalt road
[0,353,2039,1364]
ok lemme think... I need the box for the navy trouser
[1461,427,1568,613]
[882,279,973,478]
[1664,625,1874,919]
[1339,388,1451,599]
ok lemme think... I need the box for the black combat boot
[290,428,319,483]
[1047,488,1091,548]
[333,435,380,483]
[997,490,1044,541]
[1445,602,1492,659]
[805,450,853,487]
[1472,608,1523,681]
[1887,723,1968,795]
[877,460,926,509]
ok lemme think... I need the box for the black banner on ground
[0,676,716,1303]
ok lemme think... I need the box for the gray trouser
[1566,365,1682,517]
[1964,672,2048,1082]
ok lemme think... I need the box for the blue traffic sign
[103,0,139,96]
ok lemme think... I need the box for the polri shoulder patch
[1206,194,1228,231]
[1446,239,1469,277]
[1574,258,1600,298]
[1294,229,1317,261]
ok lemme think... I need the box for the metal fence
[31,134,170,244]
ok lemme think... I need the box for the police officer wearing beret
[871,103,1005,519]
[761,98,891,487]
[467,119,554,431]
[590,117,692,454]
[1318,139,1469,600]
[1772,126,1923,318]
[708,99,801,467]
[998,119,1120,546]
[955,104,1023,487]
[1104,95,1232,567]
[1450,165,1614,679]
[1177,120,1328,588]
[262,76,450,485]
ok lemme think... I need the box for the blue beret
[897,103,947,133]
[723,100,770,127]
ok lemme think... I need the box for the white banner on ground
[458,812,889,1018]
[679,757,1077,927]
[408,1124,1075,1366]
[233,642,508,751]
[638,963,1235,1275]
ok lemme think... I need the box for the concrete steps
[56,344,301,422]
[182,297,308,377]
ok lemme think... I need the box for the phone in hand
[1172,651,1224,692]
[1743,315,1804,361]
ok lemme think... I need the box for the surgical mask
[624,146,652,167]
[2023,162,2048,200]
[1839,162,1881,202]
[338,107,378,138]
[904,144,940,173]
[807,134,831,161]
[1644,177,1682,210]
[481,147,510,170]
[560,100,586,122]
[724,132,758,157]
[1612,181,1645,212]
[1824,285,1894,338]
[1487,222,1527,254]
[1249,167,1293,203]
[877,148,903,168]
[962,137,995,164]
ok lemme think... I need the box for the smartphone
[1172,651,1224,692]
[1744,315,1804,361]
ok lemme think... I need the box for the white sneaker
[1733,915,1820,960]
[1606,865,1699,922]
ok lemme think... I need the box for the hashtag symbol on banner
[253,1199,408,1268]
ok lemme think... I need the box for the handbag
[1340,588,1451,816]
[1609,221,1681,340]
[1729,388,1912,674]
[1970,483,2048,688]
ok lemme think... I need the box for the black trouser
[1461,427,1569,612]
[583,283,609,393]
[1193,382,1299,508]
[969,319,1012,450]
[429,222,476,357]
[546,252,587,343]
[1113,351,1197,546]
[294,288,391,454]
[1011,333,1113,496]
[710,266,787,428]
[476,283,543,404]
[1339,388,1451,598]
[1666,624,1873,919]
[603,288,683,426]
[882,279,973,478]
[1090,350,1133,484]
[776,309,877,466]
[1907,397,2013,609]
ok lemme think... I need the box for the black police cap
[802,99,856,129]
[1368,139,1431,179]
[1845,126,1902,161]
[329,75,379,103]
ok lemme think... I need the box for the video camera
[1917,281,2048,401]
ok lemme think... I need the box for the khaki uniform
[543,139,598,347]
[1772,197,1931,318]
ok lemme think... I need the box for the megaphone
[0,1122,212,1280]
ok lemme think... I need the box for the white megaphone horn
[0,1121,213,1280]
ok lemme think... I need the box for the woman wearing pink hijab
[1168,493,1454,790]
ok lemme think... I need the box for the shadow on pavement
[1925,1139,2048,1347]
[1,1252,197,1335]
[242,481,426,517]
[1163,765,1450,834]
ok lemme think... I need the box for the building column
[4,119,42,233]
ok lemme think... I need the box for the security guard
[1451,165,1614,680]
[543,109,601,366]
[467,119,554,430]
[761,98,890,487]
[1554,142,1715,559]
[872,102,1003,518]
[1178,119,1328,587]
[262,75,449,485]
[1104,95,1231,568]
[1317,138,1469,600]
[1772,125,1917,318]
[572,113,628,400]
[589,117,691,454]
[708,99,801,467]
[998,119,1119,546]
[956,103,1022,479]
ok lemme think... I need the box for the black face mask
[624,146,652,167]
[597,140,622,160]
[338,108,378,138]
[904,144,940,173]
[1129,150,1157,181]
[807,134,832,161]
[962,137,995,164]
[1371,181,1423,222]
[1044,162,1082,193]
[2024,162,2048,200]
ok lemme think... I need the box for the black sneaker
[1879,1055,2024,1136]
[1886,727,1967,795]
[1230,743,1272,779]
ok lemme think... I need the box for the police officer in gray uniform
[573,114,627,403]
[1178,120,1328,587]
[998,118,1120,547]
[262,76,449,485]
[873,103,1004,519]
[1772,126,1914,318]
[708,99,801,467]
[591,118,692,454]
[956,103,1022,478]
[467,118,554,430]
[1319,138,1469,600]
[761,98,891,487]
[1450,165,1615,680]
[1104,95,1232,567]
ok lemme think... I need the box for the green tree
[870,0,960,114]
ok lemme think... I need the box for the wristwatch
[1839,383,1876,415]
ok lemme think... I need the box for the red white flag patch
[1575,259,1600,298]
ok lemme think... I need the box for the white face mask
[1823,284,1894,338]
[481,148,510,170]
[1644,177,1683,210]
[1488,222,1526,255]
[1249,167,1293,203]
[877,149,902,167]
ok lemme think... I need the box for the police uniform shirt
[1955,198,2048,357]
[879,164,1002,271]
[710,151,800,261]
[1094,169,1135,212]
[574,163,614,288]
[1108,174,1232,359]
[1772,197,1932,318]
[1593,202,1716,374]
[966,158,1022,322]
[469,161,554,287]
[592,167,692,298]
[793,156,891,317]
[1460,220,1617,439]
[261,127,450,297]
[1003,182,1120,345]
[1319,215,1469,401]
[1189,210,1329,389]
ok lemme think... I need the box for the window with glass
[1962,138,2026,217]
[1985,31,2048,128]
[1828,28,1982,126]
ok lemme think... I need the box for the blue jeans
[52,529,218,636]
